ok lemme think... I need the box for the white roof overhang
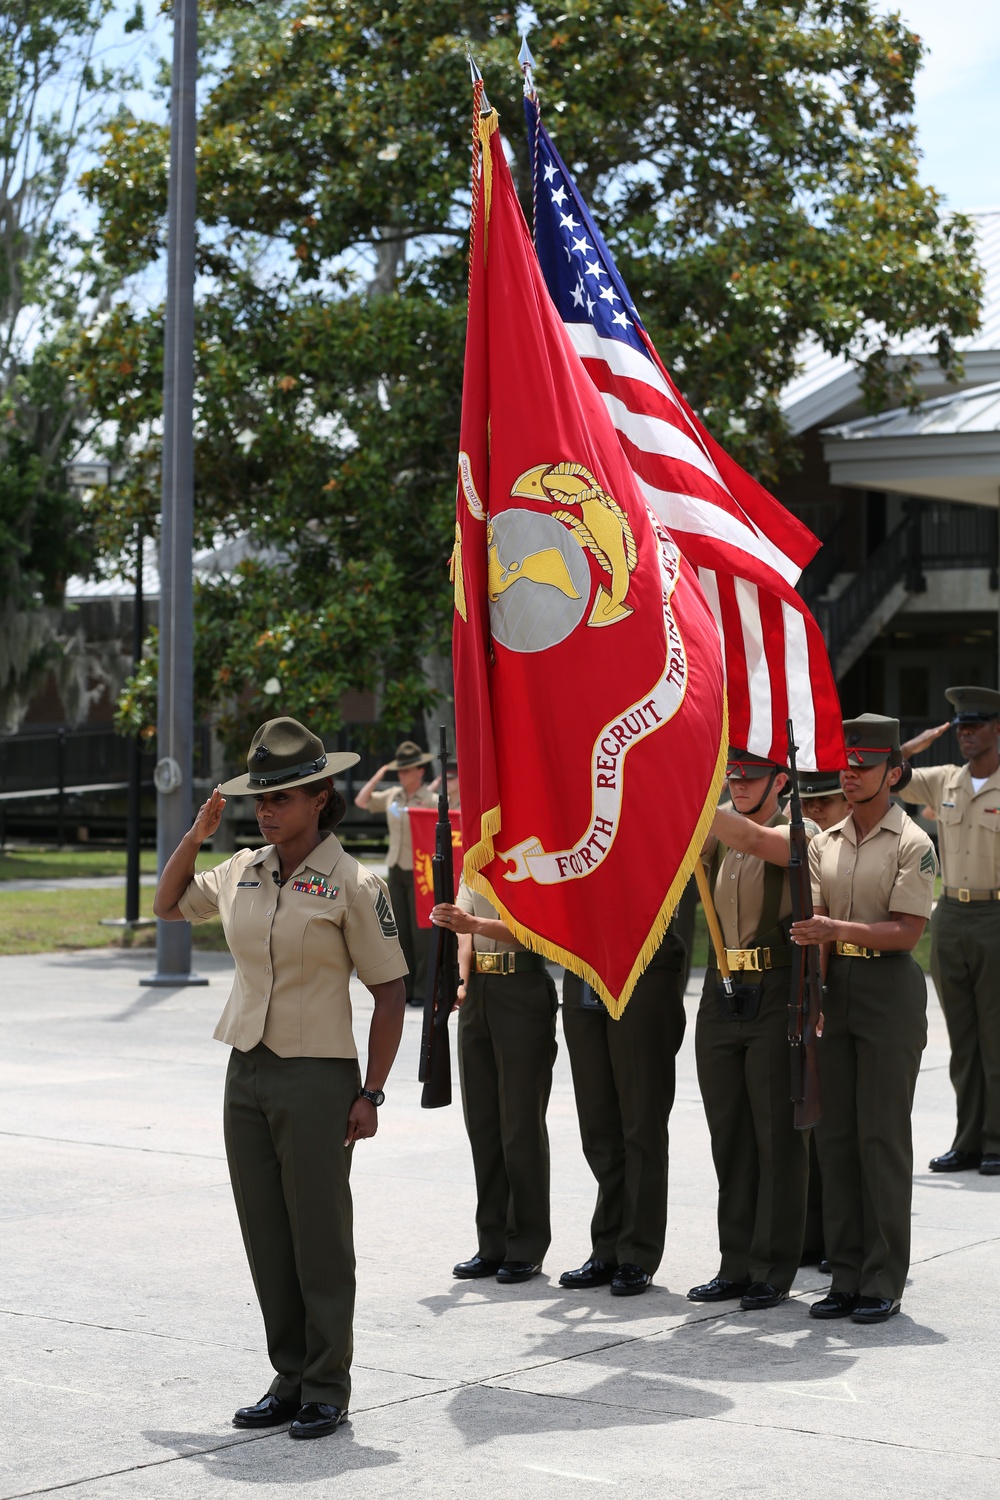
[821,382,1000,508]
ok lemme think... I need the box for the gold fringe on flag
[462,693,729,1017]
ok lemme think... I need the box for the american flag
[525,98,843,772]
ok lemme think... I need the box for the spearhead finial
[467,49,491,110]
[519,32,536,95]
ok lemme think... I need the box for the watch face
[363,1088,385,1106]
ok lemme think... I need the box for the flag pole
[142,0,206,988]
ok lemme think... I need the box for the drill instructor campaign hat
[385,739,434,770]
[218,716,359,795]
[945,686,1000,723]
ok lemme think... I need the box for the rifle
[786,718,823,1130]
[418,726,459,1108]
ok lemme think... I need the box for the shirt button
[266,909,273,917]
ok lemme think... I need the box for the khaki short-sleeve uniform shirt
[899,763,1000,890]
[456,880,522,955]
[702,815,792,948]
[808,804,936,923]
[178,833,408,1058]
[368,784,436,870]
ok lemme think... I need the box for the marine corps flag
[453,83,726,1013]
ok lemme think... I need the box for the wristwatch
[358,1087,385,1107]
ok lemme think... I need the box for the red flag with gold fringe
[453,86,726,1013]
[408,806,463,928]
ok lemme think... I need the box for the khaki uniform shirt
[457,881,522,954]
[899,763,1000,890]
[703,816,792,949]
[178,833,408,1058]
[808,804,936,923]
[368,784,436,870]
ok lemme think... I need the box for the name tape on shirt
[291,877,340,899]
[236,880,261,888]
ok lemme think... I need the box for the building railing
[806,502,999,673]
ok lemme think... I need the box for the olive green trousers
[388,864,427,1003]
[224,1044,361,1409]
[815,954,927,1301]
[930,897,1000,1157]
[562,938,687,1275]
[696,968,809,1292]
[457,970,558,1264]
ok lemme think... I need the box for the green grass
[0,854,230,955]
[0,847,233,882]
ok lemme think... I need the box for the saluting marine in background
[899,687,1000,1178]
[355,741,437,1008]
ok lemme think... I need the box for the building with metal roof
[775,210,1000,750]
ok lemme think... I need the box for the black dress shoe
[496,1260,541,1284]
[453,1254,503,1279]
[232,1393,299,1428]
[288,1403,347,1439]
[740,1282,787,1310]
[851,1296,901,1324]
[809,1291,859,1319]
[929,1149,981,1172]
[559,1256,618,1289]
[979,1155,1000,1176]
[818,1259,832,1275]
[610,1263,652,1296]
[687,1277,751,1302]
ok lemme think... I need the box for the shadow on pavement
[141,1423,399,1481]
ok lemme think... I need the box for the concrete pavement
[1,949,998,1498]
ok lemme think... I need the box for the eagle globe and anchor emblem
[454,457,638,653]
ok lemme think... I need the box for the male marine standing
[900,687,1000,1176]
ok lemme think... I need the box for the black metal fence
[809,503,999,670]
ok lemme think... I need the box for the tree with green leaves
[0,0,138,729]
[78,0,981,754]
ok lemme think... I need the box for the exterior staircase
[801,503,998,680]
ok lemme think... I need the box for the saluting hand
[344,1097,378,1146]
[190,786,226,845]
[900,721,950,758]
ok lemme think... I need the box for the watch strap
[358,1086,384,1107]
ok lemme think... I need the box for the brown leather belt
[943,887,1000,903]
[473,950,547,975]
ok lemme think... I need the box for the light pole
[142,0,206,988]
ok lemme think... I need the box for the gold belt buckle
[838,941,866,958]
[958,888,971,903]
[726,948,761,972]
[478,952,499,973]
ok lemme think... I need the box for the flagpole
[142,0,206,989]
